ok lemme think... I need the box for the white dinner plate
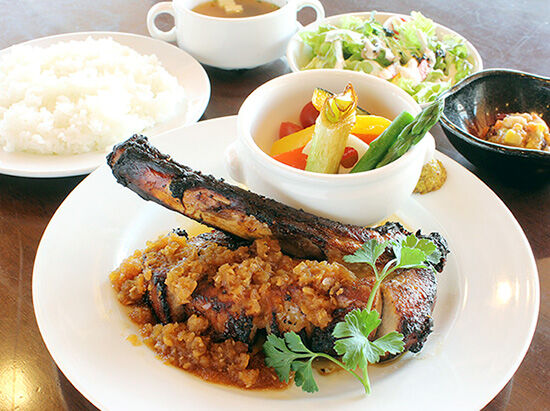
[0,31,210,178]
[33,116,539,410]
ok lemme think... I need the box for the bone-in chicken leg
[107,135,448,268]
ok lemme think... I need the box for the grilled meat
[377,267,437,358]
[107,135,449,267]
[142,231,381,354]
[108,135,449,356]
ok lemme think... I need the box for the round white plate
[0,31,210,178]
[286,12,483,107]
[33,116,538,410]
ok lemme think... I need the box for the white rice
[0,37,187,155]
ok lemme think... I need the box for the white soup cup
[147,0,324,69]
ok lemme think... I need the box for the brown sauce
[192,0,279,18]
[139,319,286,389]
[123,299,287,389]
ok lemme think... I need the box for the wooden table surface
[0,0,548,409]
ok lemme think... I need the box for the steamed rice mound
[0,37,186,154]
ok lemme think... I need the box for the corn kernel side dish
[483,112,550,152]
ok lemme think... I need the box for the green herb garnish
[263,234,440,395]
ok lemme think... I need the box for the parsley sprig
[345,234,441,311]
[263,234,440,395]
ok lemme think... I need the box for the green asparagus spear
[350,111,414,173]
[305,84,358,174]
[375,99,444,168]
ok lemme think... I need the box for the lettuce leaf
[298,11,474,103]
[441,35,473,82]
[392,76,451,104]
[339,14,382,37]
[397,11,436,54]
[343,58,376,74]
[414,81,451,103]
[300,25,366,69]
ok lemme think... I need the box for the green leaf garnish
[263,332,328,394]
[394,234,441,269]
[343,239,387,270]
[333,309,383,366]
[371,331,406,355]
[401,234,437,255]
[263,333,295,383]
[395,245,427,268]
[292,359,319,393]
[284,331,311,354]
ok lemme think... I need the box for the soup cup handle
[294,0,325,22]
[224,142,246,185]
[147,2,177,43]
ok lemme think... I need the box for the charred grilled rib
[107,135,448,267]
[108,135,449,355]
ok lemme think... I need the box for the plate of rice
[0,31,211,177]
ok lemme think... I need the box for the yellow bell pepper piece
[270,125,315,156]
[270,115,391,156]
[352,115,392,135]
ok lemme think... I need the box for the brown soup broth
[192,0,280,18]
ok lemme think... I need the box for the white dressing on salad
[324,29,365,44]
[375,63,398,80]
[322,29,366,70]
[416,29,429,54]
[333,40,345,70]
[382,15,405,32]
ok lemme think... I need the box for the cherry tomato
[299,102,320,128]
[279,121,303,139]
[340,147,359,169]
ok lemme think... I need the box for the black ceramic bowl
[440,69,550,174]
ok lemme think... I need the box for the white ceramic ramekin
[226,70,435,225]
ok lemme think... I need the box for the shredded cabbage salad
[299,12,474,104]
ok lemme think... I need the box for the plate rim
[0,31,211,178]
[32,115,539,410]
